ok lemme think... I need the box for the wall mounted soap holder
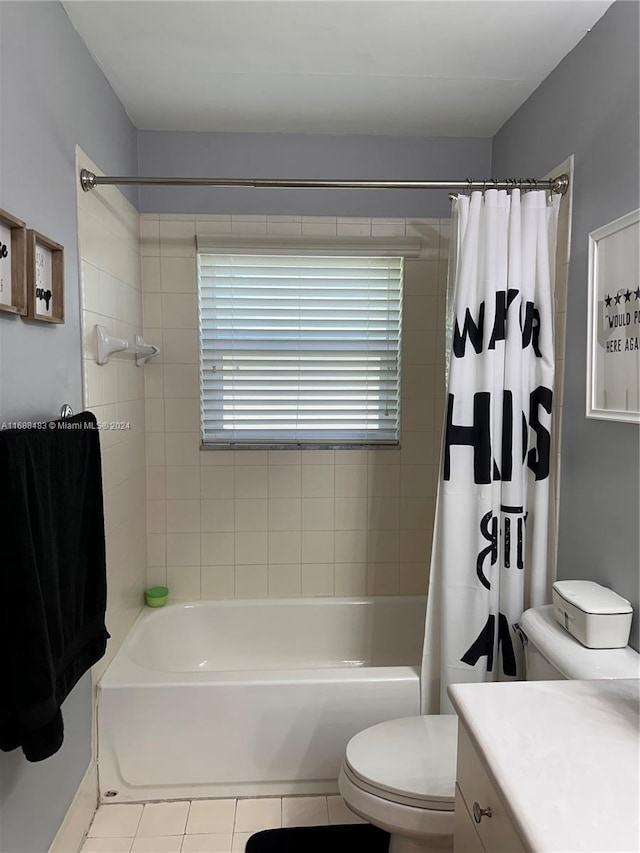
[95,324,160,367]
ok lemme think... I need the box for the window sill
[200,442,400,451]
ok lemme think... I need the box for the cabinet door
[454,783,486,853]
[456,724,526,853]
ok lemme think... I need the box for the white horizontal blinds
[199,253,402,445]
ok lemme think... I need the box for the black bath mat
[245,824,390,852]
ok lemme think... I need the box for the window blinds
[198,253,403,445]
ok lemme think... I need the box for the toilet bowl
[339,602,640,853]
[338,715,457,853]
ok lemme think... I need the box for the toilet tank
[521,605,640,681]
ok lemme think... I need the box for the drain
[104,790,118,798]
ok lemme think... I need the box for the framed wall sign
[586,208,639,423]
[27,230,65,323]
[0,208,27,316]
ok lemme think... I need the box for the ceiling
[63,0,613,137]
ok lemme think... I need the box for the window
[198,251,403,447]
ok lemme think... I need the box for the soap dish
[145,586,169,607]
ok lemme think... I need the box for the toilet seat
[343,715,458,812]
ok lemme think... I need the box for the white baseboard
[49,760,97,853]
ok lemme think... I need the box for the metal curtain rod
[80,169,569,195]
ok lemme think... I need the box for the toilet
[338,602,640,853]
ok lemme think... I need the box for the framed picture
[586,208,639,423]
[27,230,65,323]
[0,208,27,316]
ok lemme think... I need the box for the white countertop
[448,679,640,853]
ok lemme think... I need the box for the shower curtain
[421,188,560,714]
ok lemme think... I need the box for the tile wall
[77,150,147,678]
[141,215,449,600]
[548,156,573,574]
[75,184,569,613]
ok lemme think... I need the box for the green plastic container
[145,586,169,607]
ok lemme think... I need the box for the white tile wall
[77,150,147,678]
[141,214,449,600]
[547,156,573,571]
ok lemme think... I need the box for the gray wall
[0,3,137,851]
[138,131,491,217]
[0,1,138,423]
[0,680,90,853]
[493,0,640,650]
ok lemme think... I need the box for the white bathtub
[98,595,426,802]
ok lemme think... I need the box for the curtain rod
[79,169,569,195]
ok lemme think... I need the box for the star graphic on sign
[614,292,622,304]
[605,294,613,307]
[624,290,632,302]
[635,287,640,299]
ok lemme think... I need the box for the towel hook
[60,404,74,419]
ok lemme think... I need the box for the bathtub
[98,595,426,802]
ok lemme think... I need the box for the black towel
[0,411,109,761]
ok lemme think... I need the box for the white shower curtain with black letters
[421,188,560,714]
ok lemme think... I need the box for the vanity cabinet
[454,723,526,853]
[449,679,639,852]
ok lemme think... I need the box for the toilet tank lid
[521,606,640,680]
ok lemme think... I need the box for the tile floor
[82,795,366,852]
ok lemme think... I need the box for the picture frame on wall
[0,208,27,316]
[26,230,65,324]
[586,208,640,423]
